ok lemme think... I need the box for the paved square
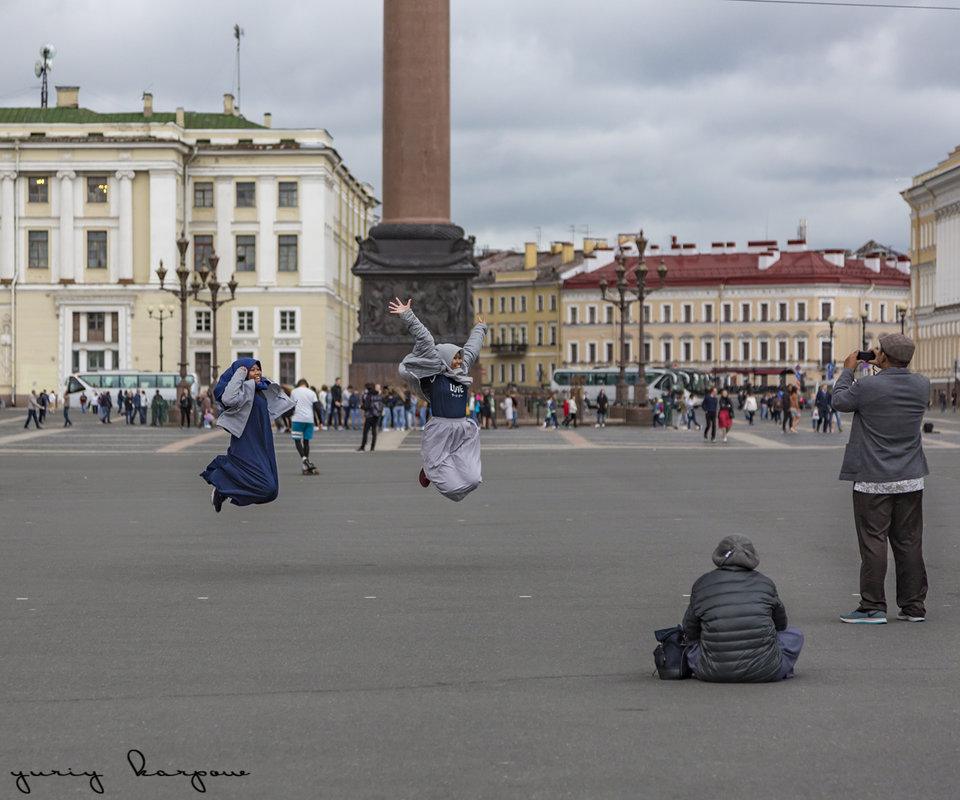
[2,409,959,799]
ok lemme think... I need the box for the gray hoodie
[398,309,487,404]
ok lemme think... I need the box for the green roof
[0,106,264,129]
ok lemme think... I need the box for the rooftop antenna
[797,218,808,241]
[234,24,244,112]
[35,43,56,108]
[535,226,542,250]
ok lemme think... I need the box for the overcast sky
[3,0,959,254]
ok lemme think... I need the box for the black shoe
[357,446,365,451]
[211,487,225,513]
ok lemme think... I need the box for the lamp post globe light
[860,309,869,351]
[827,314,837,369]
[598,229,666,416]
[896,303,908,335]
[147,304,177,371]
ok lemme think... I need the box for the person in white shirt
[289,379,321,475]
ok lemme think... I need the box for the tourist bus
[64,371,198,404]
[549,366,685,408]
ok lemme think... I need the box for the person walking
[201,358,295,512]
[357,383,383,452]
[100,390,113,423]
[24,390,42,428]
[501,393,514,430]
[815,383,833,434]
[350,386,363,431]
[717,388,735,442]
[329,378,344,430]
[178,389,192,429]
[685,392,702,431]
[37,389,48,424]
[289,378,321,474]
[833,335,930,624]
[62,392,72,427]
[595,389,608,428]
[702,386,718,442]
[743,392,758,425]
[79,392,87,414]
[394,296,487,501]
[787,385,801,433]
[150,390,168,426]
[567,394,578,428]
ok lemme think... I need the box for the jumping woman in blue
[201,358,294,512]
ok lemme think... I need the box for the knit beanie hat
[712,534,760,570]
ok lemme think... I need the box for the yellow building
[903,146,960,397]
[562,238,910,389]
[0,86,377,403]
[473,240,609,391]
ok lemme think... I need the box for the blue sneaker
[896,611,925,622]
[840,609,886,624]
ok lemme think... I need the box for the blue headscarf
[213,358,271,405]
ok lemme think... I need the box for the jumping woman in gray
[390,297,487,502]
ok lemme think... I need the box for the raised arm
[830,352,863,413]
[390,298,438,360]
[460,314,488,373]
[220,366,250,409]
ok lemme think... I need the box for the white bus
[65,371,198,404]
[550,366,685,408]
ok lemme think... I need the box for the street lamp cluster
[155,231,237,392]
[598,230,667,406]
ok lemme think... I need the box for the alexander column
[350,0,478,387]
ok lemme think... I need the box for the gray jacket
[831,366,929,482]
[682,566,787,683]
[398,309,487,404]
[216,368,294,438]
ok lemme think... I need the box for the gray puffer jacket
[682,566,787,683]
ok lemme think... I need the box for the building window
[536,324,544,346]
[587,342,597,362]
[759,303,769,322]
[520,325,527,343]
[796,339,807,361]
[549,324,557,345]
[510,296,517,313]
[606,341,615,362]
[86,176,108,203]
[722,340,732,361]
[279,352,297,385]
[194,310,211,332]
[796,302,806,321]
[194,182,214,208]
[778,302,788,321]
[605,306,614,324]
[520,363,526,383]
[536,294,544,312]
[662,304,672,323]
[28,231,48,268]
[195,352,211,386]
[28,177,48,203]
[820,301,833,320]
[863,302,871,321]
[643,304,651,323]
[704,303,714,323]
[682,341,692,361]
[682,304,693,323]
[236,310,254,333]
[236,234,256,272]
[498,325,507,344]
[704,340,713,361]
[663,341,673,363]
[569,307,578,325]
[87,230,107,269]
[509,363,516,383]
[778,340,788,361]
[880,303,887,323]
[87,350,105,370]
[499,296,506,313]
[194,234,214,272]
[741,340,751,361]
[549,294,557,311]
[87,312,105,342]
[741,303,751,322]
[488,297,494,313]
[279,310,297,333]
[477,298,483,314]
[236,181,256,207]
[278,181,298,207]
[520,295,527,313]
[278,235,298,272]
[760,340,769,361]
[569,342,579,363]
[498,363,506,384]
[587,305,597,324]
[722,303,732,323]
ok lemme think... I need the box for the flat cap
[878,333,915,364]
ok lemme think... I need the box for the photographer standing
[832,334,930,624]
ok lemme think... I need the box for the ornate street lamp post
[147,304,176,371]
[190,251,237,381]
[896,303,908,335]
[827,314,837,369]
[860,309,869,351]
[598,230,666,406]
[155,231,192,395]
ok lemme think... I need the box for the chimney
[896,255,911,274]
[263,112,272,128]
[864,253,882,273]
[525,242,537,269]
[583,238,596,255]
[55,86,79,108]
[823,249,845,268]
[561,242,575,265]
[550,241,563,255]
[710,242,725,254]
[758,251,777,270]
[175,107,185,127]
[142,93,153,118]
[785,238,807,253]
[224,93,235,115]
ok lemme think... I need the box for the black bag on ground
[653,624,692,680]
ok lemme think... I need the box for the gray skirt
[421,416,482,502]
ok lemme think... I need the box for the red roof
[563,250,910,290]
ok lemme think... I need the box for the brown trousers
[852,490,927,616]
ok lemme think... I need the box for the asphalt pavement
[2,407,959,799]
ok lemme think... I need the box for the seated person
[682,535,803,682]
